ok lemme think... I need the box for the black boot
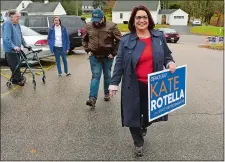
[86,97,96,107]
[129,127,144,157]
[12,79,25,86]
[134,146,143,157]
[104,93,110,101]
[141,127,147,137]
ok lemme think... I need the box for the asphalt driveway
[170,25,192,35]
[1,44,223,161]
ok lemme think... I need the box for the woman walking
[109,5,176,156]
[48,16,71,76]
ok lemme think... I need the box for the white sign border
[148,64,187,122]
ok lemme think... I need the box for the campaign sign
[219,37,224,42]
[212,36,216,42]
[148,65,187,122]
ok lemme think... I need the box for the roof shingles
[112,1,159,12]
[1,1,22,10]
[21,2,59,13]
[82,0,93,6]
[158,9,177,14]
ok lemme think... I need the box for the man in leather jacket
[82,8,121,107]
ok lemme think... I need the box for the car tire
[174,40,178,43]
[69,47,76,55]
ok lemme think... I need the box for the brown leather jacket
[82,18,122,60]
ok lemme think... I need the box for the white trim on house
[17,1,32,11]
[53,2,67,15]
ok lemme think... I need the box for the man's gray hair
[8,10,18,18]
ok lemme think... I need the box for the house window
[120,13,123,19]
[174,16,184,19]
[22,3,25,8]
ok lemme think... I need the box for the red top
[136,37,153,84]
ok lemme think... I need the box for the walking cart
[6,47,46,89]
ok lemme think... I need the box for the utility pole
[76,0,78,16]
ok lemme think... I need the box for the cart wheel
[42,76,46,83]
[33,80,36,89]
[6,81,12,88]
[23,76,27,83]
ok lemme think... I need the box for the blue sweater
[2,20,26,53]
[47,25,70,54]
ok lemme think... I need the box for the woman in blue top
[48,16,71,76]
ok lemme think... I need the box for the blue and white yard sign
[148,65,187,122]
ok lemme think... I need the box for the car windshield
[160,28,176,33]
[21,26,41,36]
[48,17,85,28]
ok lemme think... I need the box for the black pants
[5,52,23,82]
[129,81,148,147]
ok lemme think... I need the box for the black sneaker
[134,146,143,157]
[66,73,71,76]
[12,79,25,86]
[104,93,110,101]
[15,81,25,86]
[141,127,147,137]
[86,97,96,107]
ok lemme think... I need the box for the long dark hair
[128,5,155,32]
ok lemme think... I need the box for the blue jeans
[53,47,68,75]
[89,56,114,99]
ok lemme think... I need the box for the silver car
[1,25,52,61]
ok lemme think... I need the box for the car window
[48,17,85,28]
[28,17,47,27]
[21,26,41,36]
[0,25,40,37]
[19,17,26,25]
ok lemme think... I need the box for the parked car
[192,19,202,26]
[1,25,52,62]
[158,28,180,43]
[20,15,86,53]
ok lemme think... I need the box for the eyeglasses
[135,15,148,21]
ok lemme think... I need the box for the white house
[1,0,66,18]
[21,0,67,15]
[158,9,189,25]
[112,0,189,26]
[1,0,32,18]
[82,1,94,14]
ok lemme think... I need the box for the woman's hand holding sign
[168,63,176,73]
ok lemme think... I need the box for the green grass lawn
[190,26,224,36]
[117,24,170,32]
